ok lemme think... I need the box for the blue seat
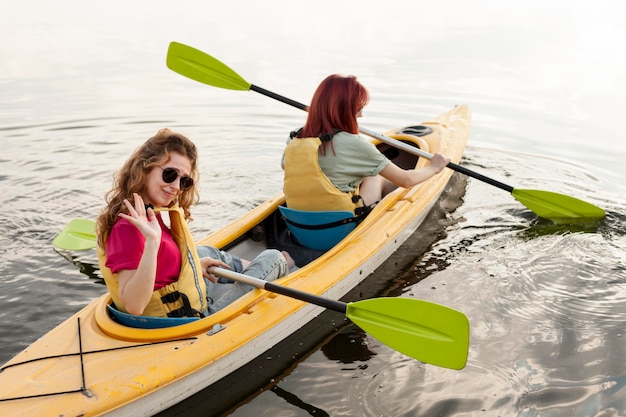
[107,304,200,329]
[278,206,357,251]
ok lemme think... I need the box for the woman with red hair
[282,74,450,215]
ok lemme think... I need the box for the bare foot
[281,251,296,270]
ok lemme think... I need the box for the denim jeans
[196,245,288,315]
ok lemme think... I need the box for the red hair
[299,74,369,138]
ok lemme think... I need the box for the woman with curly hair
[96,128,292,317]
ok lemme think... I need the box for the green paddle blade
[52,219,97,250]
[512,189,606,224]
[166,42,251,91]
[347,297,469,370]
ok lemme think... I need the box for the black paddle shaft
[211,267,348,314]
[251,84,309,112]
[446,162,514,193]
[264,282,347,314]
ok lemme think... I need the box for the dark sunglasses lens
[161,168,178,183]
[161,167,193,190]
[180,177,194,190]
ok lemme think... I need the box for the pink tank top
[105,214,181,289]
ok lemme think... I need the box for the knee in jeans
[245,249,288,280]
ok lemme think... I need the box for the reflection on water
[53,249,103,284]
[270,385,330,417]
[320,326,376,364]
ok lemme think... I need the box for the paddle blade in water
[52,219,97,251]
[512,189,606,224]
[166,42,251,91]
[346,297,469,370]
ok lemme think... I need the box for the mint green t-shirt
[284,131,390,192]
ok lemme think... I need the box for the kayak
[0,105,470,417]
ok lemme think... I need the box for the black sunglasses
[157,166,194,190]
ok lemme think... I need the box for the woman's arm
[116,193,163,315]
[379,152,450,188]
[117,240,160,315]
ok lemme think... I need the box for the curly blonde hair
[96,128,200,248]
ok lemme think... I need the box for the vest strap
[281,206,373,231]
[289,127,339,143]
[161,291,205,318]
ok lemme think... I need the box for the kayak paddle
[166,41,606,224]
[209,267,470,370]
[52,218,97,251]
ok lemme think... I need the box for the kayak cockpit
[106,304,200,328]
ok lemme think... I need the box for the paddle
[165,41,606,224]
[52,218,97,251]
[52,220,469,369]
[208,267,469,370]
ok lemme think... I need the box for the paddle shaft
[209,267,346,313]
[250,85,515,193]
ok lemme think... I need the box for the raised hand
[118,193,162,244]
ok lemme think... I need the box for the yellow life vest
[283,136,361,213]
[97,205,208,318]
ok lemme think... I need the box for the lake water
[1,1,625,416]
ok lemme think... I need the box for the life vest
[283,135,362,213]
[97,205,208,318]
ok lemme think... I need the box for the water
[1,1,625,415]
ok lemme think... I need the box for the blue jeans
[196,246,288,315]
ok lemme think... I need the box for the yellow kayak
[0,105,470,417]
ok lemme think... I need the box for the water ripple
[460,234,625,336]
